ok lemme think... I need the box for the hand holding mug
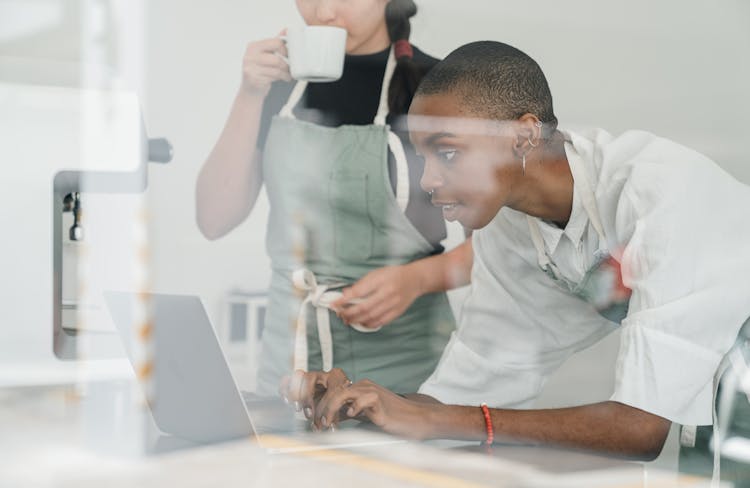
[240,29,292,98]
[240,25,347,98]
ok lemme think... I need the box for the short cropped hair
[416,41,558,130]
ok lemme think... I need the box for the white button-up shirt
[419,128,750,426]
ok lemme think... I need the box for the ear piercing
[529,120,543,147]
[523,121,543,174]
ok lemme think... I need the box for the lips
[432,199,461,221]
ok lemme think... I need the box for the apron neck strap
[275,48,409,212]
[565,140,607,245]
[279,47,397,125]
[527,215,552,269]
[373,47,397,126]
[279,80,308,119]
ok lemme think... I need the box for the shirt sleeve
[609,147,750,426]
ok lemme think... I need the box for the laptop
[103,291,404,453]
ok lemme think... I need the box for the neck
[510,131,574,226]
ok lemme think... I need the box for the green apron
[257,48,455,396]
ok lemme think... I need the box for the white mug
[283,26,347,82]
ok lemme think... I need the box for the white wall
[413,0,750,181]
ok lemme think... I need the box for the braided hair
[385,0,426,115]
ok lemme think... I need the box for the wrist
[404,259,431,297]
[420,402,449,440]
[480,403,495,445]
[423,404,492,443]
[236,86,267,106]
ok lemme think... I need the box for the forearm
[408,237,473,295]
[403,393,444,405]
[196,90,265,239]
[426,401,670,460]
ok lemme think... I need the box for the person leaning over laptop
[279,40,750,468]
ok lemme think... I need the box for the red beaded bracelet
[480,403,494,445]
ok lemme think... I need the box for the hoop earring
[528,120,543,147]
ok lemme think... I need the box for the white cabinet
[220,290,268,393]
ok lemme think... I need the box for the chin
[458,215,485,231]
[464,212,496,230]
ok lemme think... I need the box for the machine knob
[69,223,84,242]
[67,192,84,242]
[148,138,173,163]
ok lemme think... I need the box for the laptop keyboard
[240,391,307,434]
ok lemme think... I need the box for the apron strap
[527,215,552,270]
[565,141,607,247]
[710,353,732,486]
[277,48,410,214]
[279,80,309,119]
[292,269,380,373]
[389,131,410,212]
[705,347,739,487]
[375,48,410,213]
[373,48,397,127]
[281,48,396,125]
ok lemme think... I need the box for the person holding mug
[197,0,470,396]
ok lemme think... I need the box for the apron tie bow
[292,269,380,373]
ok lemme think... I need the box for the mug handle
[275,35,289,65]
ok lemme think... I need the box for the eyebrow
[424,132,456,146]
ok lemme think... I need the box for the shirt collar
[533,141,589,253]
